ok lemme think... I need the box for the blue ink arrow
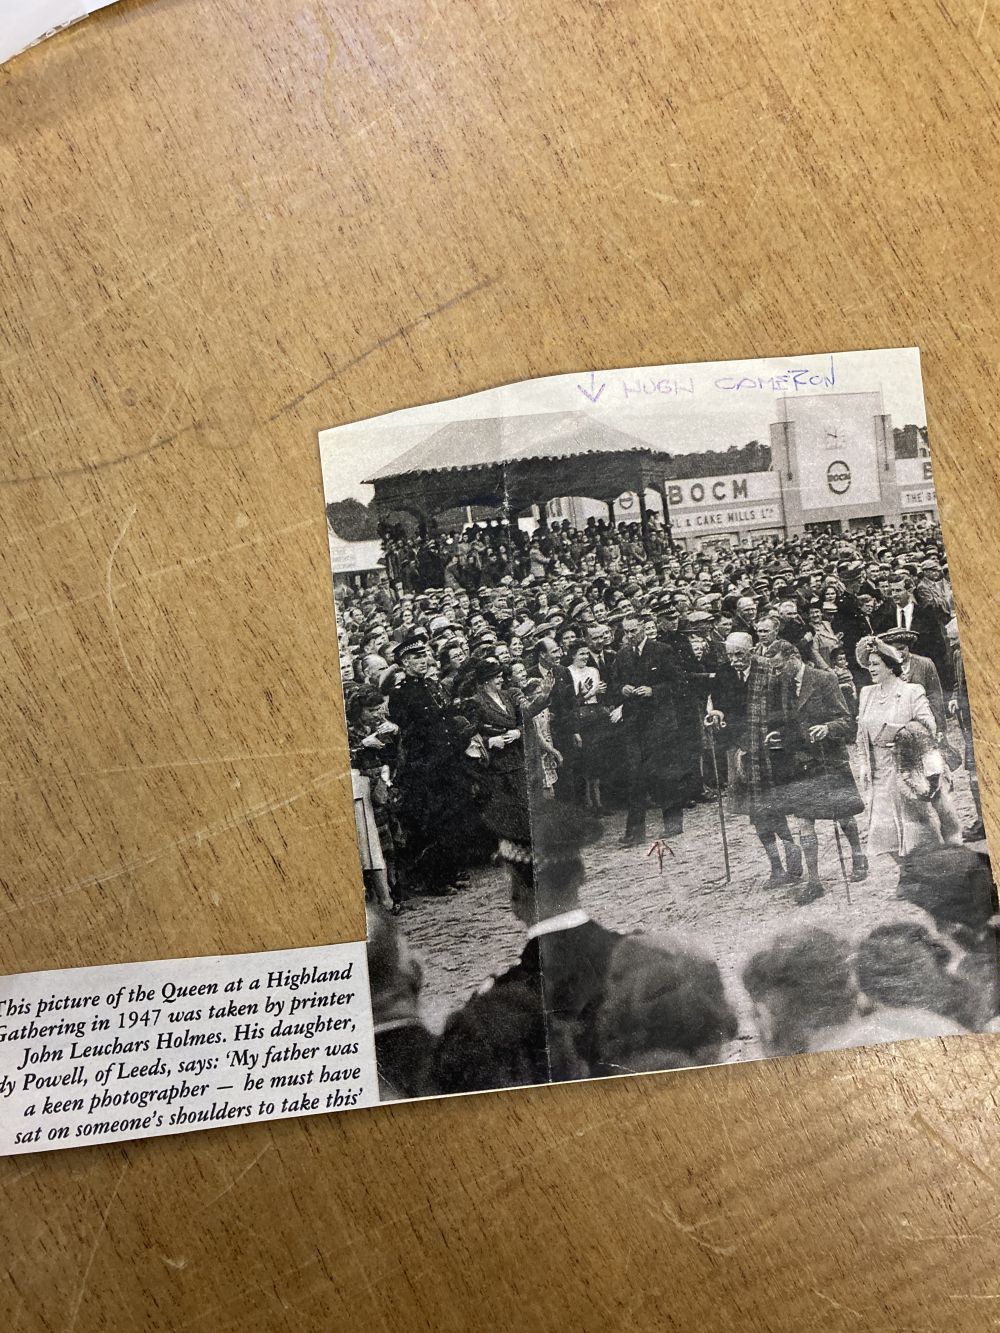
[576,372,607,404]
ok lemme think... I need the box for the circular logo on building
[618,493,634,510]
[827,460,851,495]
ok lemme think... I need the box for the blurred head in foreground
[742,928,855,1057]
[594,935,738,1075]
[366,905,434,1101]
[854,921,978,1031]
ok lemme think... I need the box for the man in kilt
[765,638,867,904]
[707,633,804,891]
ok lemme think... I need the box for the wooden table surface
[3,1,1000,1328]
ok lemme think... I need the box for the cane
[706,725,732,884]
[817,739,852,906]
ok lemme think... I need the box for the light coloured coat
[856,680,959,854]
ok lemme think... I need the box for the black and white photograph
[319,349,1000,1104]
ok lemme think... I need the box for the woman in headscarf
[855,637,961,858]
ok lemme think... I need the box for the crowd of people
[334,511,999,1095]
[366,813,999,1099]
[340,514,982,906]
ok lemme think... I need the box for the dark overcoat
[614,640,685,784]
[469,685,532,843]
[388,675,479,833]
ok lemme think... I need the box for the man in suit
[584,621,624,805]
[874,573,953,689]
[612,612,686,846]
[878,628,947,736]
[915,557,953,620]
[585,622,617,679]
[775,597,812,662]
[950,640,986,842]
[765,639,867,903]
[534,635,578,803]
[753,614,781,657]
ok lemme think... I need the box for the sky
[318,347,927,505]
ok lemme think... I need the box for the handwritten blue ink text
[714,357,836,394]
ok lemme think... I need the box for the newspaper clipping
[2,346,996,1157]
[320,347,999,1102]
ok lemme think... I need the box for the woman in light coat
[856,639,961,857]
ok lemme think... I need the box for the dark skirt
[480,747,532,844]
[575,705,610,781]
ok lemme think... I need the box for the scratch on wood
[911,1110,997,1188]
[742,136,789,221]
[89,748,339,777]
[0,427,194,489]
[0,516,321,637]
[340,1235,393,1333]
[4,504,104,548]
[197,1143,272,1212]
[312,0,339,109]
[739,66,812,224]
[595,222,669,296]
[656,1199,738,1257]
[812,1287,864,1319]
[65,1162,127,1333]
[265,274,497,424]
[709,1084,738,1164]
[645,189,705,208]
[8,767,349,914]
[176,1253,325,1330]
[905,1226,993,1242]
[106,503,138,680]
[137,516,322,587]
[0,748,341,794]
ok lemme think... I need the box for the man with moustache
[707,632,803,890]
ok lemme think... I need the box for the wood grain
[2,0,999,1327]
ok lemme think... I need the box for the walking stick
[818,740,852,906]
[706,726,732,884]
